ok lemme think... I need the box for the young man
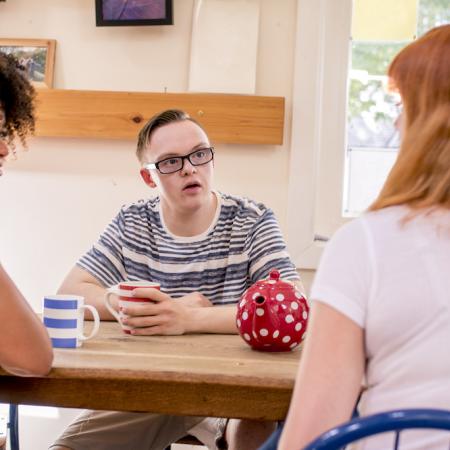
[51,109,302,450]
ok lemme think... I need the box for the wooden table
[0,322,302,420]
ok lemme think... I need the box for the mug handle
[104,288,122,325]
[79,305,100,341]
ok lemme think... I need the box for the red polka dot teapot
[236,270,309,352]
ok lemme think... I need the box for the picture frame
[0,38,56,88]
[95,0,173,27]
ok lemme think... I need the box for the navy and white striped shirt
[78,192,299,306]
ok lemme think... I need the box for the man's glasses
[145,147,214,174]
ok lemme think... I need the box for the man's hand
[176,291,213,308]
[120,288,211,335]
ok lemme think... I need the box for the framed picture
[0,38,56,88]
[95,0,173,27]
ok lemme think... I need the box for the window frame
[286,0,353,269]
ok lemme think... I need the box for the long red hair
[369,25,450,211]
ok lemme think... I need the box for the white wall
[0,1,298,448]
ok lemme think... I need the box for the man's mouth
[182,182,201,191]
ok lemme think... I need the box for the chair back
[303,409,450,450]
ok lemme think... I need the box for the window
[287,0,450,269]
[345,0,450,215]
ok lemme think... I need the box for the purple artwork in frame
[95,0,173,26]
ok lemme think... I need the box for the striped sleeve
[77,210,127,287]
[246,208,299,283]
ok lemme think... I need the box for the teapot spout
[254,294,266,305]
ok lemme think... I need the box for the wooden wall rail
[35,89,285,145]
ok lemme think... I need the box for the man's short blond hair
[136,109,205,162]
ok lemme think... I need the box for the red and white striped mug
[104,280,160,333]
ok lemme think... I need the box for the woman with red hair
[265,24,450,450]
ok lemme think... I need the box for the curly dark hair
[0,51,36,149]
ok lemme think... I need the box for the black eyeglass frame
[144,147,215,174]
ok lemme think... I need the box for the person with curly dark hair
[0,51,36,152]
[0,50,53,376]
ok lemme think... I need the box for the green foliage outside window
[348,0,450,128]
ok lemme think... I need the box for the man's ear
[140,168,157,188]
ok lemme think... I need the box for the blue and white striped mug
[43,295,100,348]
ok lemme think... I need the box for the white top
[310,206,450,449]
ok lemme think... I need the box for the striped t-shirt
[78,191,299,306]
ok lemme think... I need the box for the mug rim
[117,296,156,302]
[44,294,84,301]
[118,281,160,290]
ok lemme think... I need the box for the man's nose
[180,157,196,175]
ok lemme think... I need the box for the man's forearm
[58,281,115,320]
[186,305,238,334]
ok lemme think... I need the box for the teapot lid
[256,269,293,290]
[268,270,281,281]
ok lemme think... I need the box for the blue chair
[258,401,360,450]
[304,409,450,450]
[258,425,283,450]
[9,404,19,450]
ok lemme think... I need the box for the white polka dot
[295,291,302,299]
[256,308,265,316]
[273,330,280,338]
[259,328,269,336]
[302,311,308,320]
[242,311,248,320]
[295,323,302,332]
[290,342,298,349]
[268,280,276,284]
[276,293,285,301]
[282,335,291,343]
[291,302,299,310]
[236,319,241,327]
[252,331,258,339]
[243,333,251,341]
[285,314,294,324]
[239,299,246,308]
[282,305,287,309]
[252,293,260,300]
